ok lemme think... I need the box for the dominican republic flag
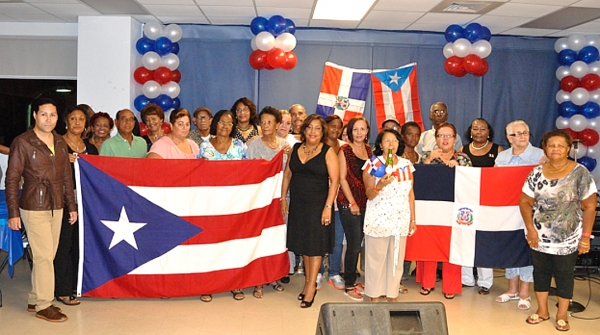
[371,63,423,131]
[75,154,288,298]
[316,62,371,124]
[405,164,536,268]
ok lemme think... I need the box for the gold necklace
[303,144,319,155]
[238,124,252,132]
[64,136,83,152]
[263,137,279,150]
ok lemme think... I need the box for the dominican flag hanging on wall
[371,63,423,131]
[405,164,536,268]
[75,154,288,298]
[316,62,371,124]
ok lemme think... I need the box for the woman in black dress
[281,114,339,308]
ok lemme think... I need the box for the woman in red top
[337,116,372,301]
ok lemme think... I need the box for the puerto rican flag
[371,63,423,131]
[316,62,371,124]
[405,164,536,268]
[75,154,288,298]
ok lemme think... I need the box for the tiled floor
[1,261,599,335]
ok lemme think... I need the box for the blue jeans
[319,210,344,276]
[339,207,365,288]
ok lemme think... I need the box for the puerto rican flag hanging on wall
[316,62,371,124]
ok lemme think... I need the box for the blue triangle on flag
[372,66,414,93]
[78,157,202,294]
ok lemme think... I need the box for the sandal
[555,319,570,331]
[525,314,549,325]
[253,286,264,299]
[443,293,455,300]
[517,296,531,310]
[271,282,284,292]
[56,296,80,306]
[231,289,245,301]
[495,292,519,303]
[399,284,408,294]
[200,294,212,302]
[419,287,434,296]
[344,287,364,301]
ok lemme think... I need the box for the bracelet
[373,186,380,193]
[350,202,357,207]
[410,219,416,222]
[581,232,594,239]
[324,204,332,209]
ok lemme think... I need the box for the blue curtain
[178,25,559,146]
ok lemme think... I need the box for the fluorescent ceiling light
[313,0,376,21]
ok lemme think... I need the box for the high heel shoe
[297,293,305,301]
[300,290,317,308]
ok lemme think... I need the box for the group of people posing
[5,98,596,332]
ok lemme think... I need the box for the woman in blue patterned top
[198,110,247,161]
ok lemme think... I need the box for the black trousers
[54,207,79,297]
[531,249,578,299]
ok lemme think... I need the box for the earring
[65,126,68,129]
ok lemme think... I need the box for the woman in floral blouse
[198,109,247,161]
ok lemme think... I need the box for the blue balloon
[154,37,173,56]
[579,101,600,119]
[285,18,296,34]
[267,15,287,36]
[171,97,181,110]
[155,94,173,111]
[134,95,152,112]
[464,22,483,42]
[136,37,154,55]
[170,42,179,55]
[250,16,268,35]
[481,26,491,41]
[557,49,577,66]
[444,24,464,43]
[577,156,597,172]
[578,45,600,64]
[559,101,578,118]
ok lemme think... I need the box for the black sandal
[253,286,264,299]
[419,287,434,296]
[272,283,284,292]
[56,296,80,306]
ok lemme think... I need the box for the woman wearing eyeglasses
[198,109,247,161]
[231,97,262,143]
[417,122,471,299]
[494,120,546,310]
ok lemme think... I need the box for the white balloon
[161,81,180,98]
[555,66,571,80]
[250,37,258,51]
[142,51,161,70]
[586,35,600,47]
[586,142,600,159]
[554,37,569,53]
[567,33,587,52]
[569,114,589,132]
[274,33,297,52]
[160,54,180,70]
[163,24,183,42]
[589,89,600,104]
[586,116,600,132]
[255,31,275,51]
[571,87,591,106]
[142,80,161,99]
[555,116,570,129]
[569,143,588,159]
[556,90,571,104]
[443,42,455,58]
[570,60,589,79]
[588,61,600,75]
[144,21,163,40]
[472,40,492,59]
[452,38,472,58]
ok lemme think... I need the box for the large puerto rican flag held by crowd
[316,61,371,124]
[75,154,288,298]
[371,63,423,131]
[406,164,535,268]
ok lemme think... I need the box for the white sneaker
[316,273,323,291]
[328,275,345,290]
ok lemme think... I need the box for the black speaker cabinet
[316,302,448,335]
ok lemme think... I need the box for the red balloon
[134,67,153,85]
[162,122,171,134]
[139,122,149,136]
[471,59,489,77]
[282,51,297,70]
[580,128,600,146]
[581,73,600,91]
[265,63,275,70]
[153,67,172,85]
[464,54,484,74]
[171,69,181,83]
[444,56,466,77]
[564,128,579,140]
[267,48,286,68]
[249,49,268,69]
[560,75,581,93]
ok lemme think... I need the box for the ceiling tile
[32,4,101,16]
[137,0,197,4]
[500,27,560,36]
[0,13,19,22]
[486,3,562,17]
[510,0,578,5]
[200,5,255,17]
[0,3,46,14]
[362,11,424,23]
[414,12,481,25]
[255,0,313,9]
[206,16,254,25]
[5,13,66,22]
[309,19,360,29]
[405,22,451,33]
[373,0,439,12]
[143,5,203,16]
[573,0,600,8]
[472,14,534,27]
[565,20,600,33]
[195,0,254,5]
[156,15,210,24]
[25,0,81,3]
[256,7,311,19]
[358,20,412,31]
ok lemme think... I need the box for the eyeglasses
[508,131,529,138]
[236,108,250,113]
[436,134,455,139]
[218,121,234,128]
[432,110,447,115]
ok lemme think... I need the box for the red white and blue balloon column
[248,15,297,70]
[133,21,183,135]
[554,34,600,186]
[443,23,492,77]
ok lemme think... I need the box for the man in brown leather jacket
[5,98,77,322]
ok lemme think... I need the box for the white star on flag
[101,206,147,250]
[389,72,400,85]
